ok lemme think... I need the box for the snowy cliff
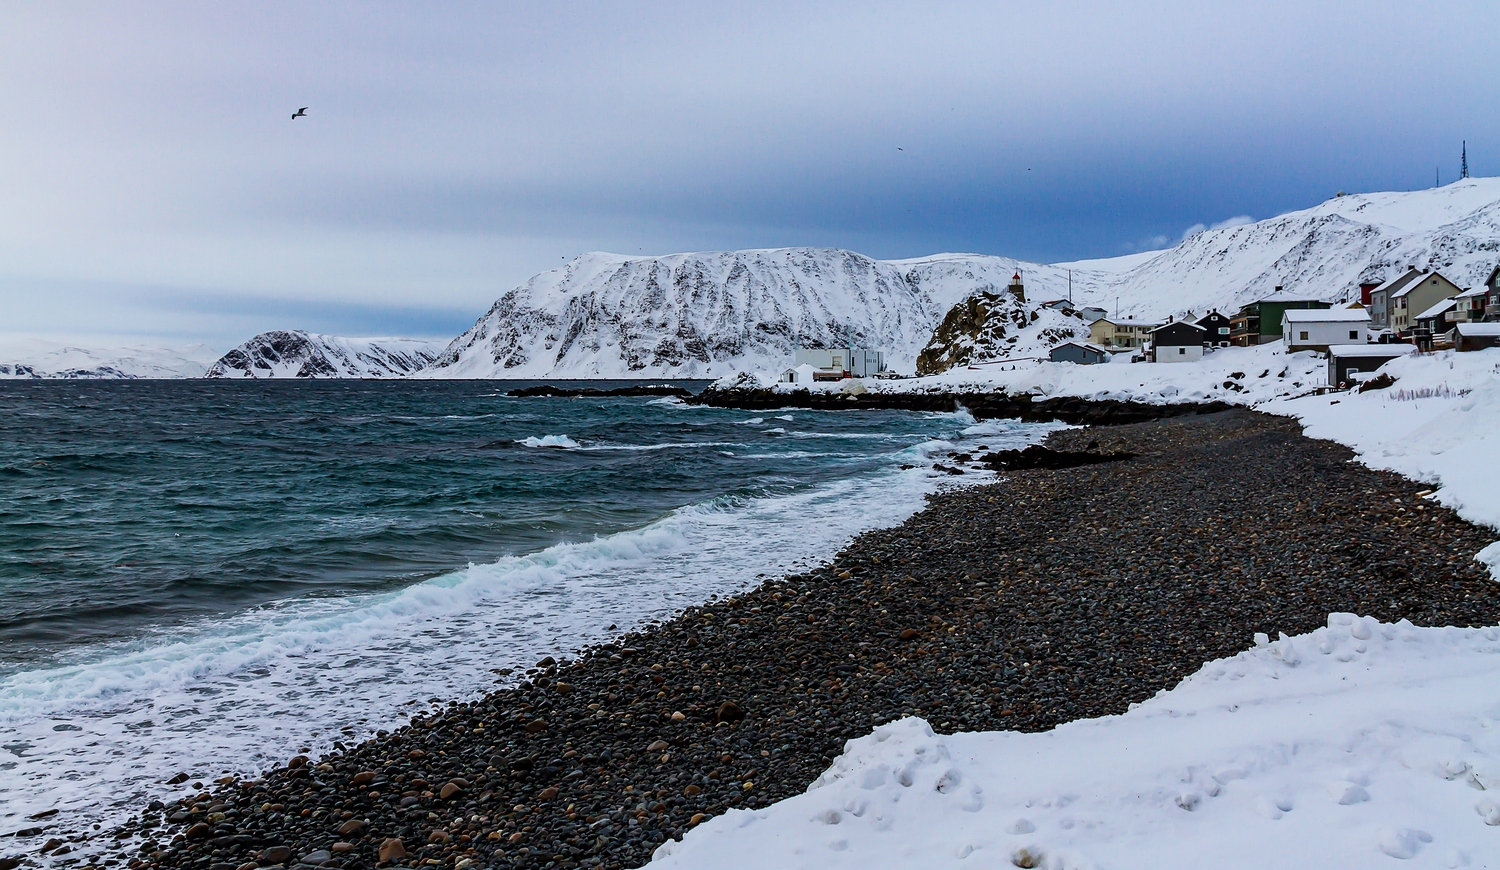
[0,339,217,379]
[204,331,444,379]
[423,179,1500,379]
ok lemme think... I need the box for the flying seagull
[292,107,308,119]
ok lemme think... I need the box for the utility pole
[1067,269,1073,303]
[1462,141,1469,179]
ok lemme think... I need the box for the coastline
[37,409,1500,870]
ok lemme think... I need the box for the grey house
[1048,341,1110,365]
[1327,344,1414,386]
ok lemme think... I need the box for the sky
[2,1,1498,349]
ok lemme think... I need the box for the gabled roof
[1282,308,1370,323]
[1392,271,1458,299]
[1487,265,1500,287]
[1456,323,1500,337]
[1093,318,1160,328]
[1149,320,1206,334]
[1414,298,1457,320]
[1052,340,1110,353]
[1370,268,1423,298]
[1328,344,1417,358]
[1454,287,1488,299]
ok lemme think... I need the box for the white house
[780,363,818,385]
[1282,308,1370,352]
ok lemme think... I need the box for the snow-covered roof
[1455,323,1500,337]
[1327,344,1416,358]
[1453,286,1488,299]
[1391,272,1457,298]
[1370,269,1423,297]
[1281,308,1370,323]
[1052,341,1110,353]
[1095,318,1160,328]
[1148,320,1206,333]
[1413,298,1457,320]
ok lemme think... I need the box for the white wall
[1284,316,1370,350]
[1154,343,1203,363]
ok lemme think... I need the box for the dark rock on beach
[979,444,1135,471]
[122,410,1496,870]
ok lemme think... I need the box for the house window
[1349,330,1359,339]
[1178,347,1186,355]
[831,356,842,368]
[1299,331,1309,340]
[1218,327,1229,335]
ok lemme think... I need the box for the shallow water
[0,379,1049,840]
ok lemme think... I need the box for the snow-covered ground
[653,615,1500,869]
[0,337,218,378]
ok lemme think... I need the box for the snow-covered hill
[0,338,217,378]
[424,179,1500,379]
[204,331,444,379]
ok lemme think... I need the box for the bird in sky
[897,147,905,152]
[292,107,308,119]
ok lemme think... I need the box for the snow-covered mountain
[425,178,1500,378]
[204,331,444,379]
[0,338,218,379]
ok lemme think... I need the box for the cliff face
[204,331,443,378]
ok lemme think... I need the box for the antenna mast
[1462,141,1469,179]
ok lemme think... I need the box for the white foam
[518,434,581,448]
[0,418,1051,844]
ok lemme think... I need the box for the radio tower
[1462,141,1469,179]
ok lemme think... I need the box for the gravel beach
[85,410,1497,870]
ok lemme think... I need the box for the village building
[1282,308,1370,353]
[1485,266,1500,321]
[1076,306,1109,323]
[1048,341,1111,365]
[1455,322,1500,351]
[1148,320,1207,363]
[1006,272,1026,304]
[1228,294,1331,346]
[1327,344,1415,387]
[791,347,886,380]
[1412,298,1456,339]
[1088,317,1160,350]
[1367,269,1424,330]
[1450,287,1490,325]
[1195,310,1232,346]
[1390,271,1463,336]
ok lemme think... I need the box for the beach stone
[647,740,669,751]
[299,851,331,865]
[525,719,547,733]
[336,819,366,835]
[261,846,293,864]
[899,628,920,640]
[690,814,707,825]
[716,702,745,724]
[376,838,405,862]
[537,787,559,801]
[330,843,356,853]
[683,785,701,796]
[439,782,463,800]
[184,823,210,840]
[350,771,376,787]
[536,656,556,668]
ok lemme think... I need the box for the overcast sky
[3,1,1497,348]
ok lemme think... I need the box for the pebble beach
[75,409,1500,870]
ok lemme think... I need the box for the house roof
[1148,320,1206,334]
[1328,344,1417,358]
[1392,271,1457,299]
[1094,318,1160,328]
[1282,308,1370,323]
[1371,268,1424,298]
[1051,341,1110,353]
[1456,323,1500,337]
[1414,298,1457,320]
[1453,287,1488,299]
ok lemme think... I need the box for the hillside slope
[204,331,444,379]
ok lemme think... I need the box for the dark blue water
[0,379,1044,830]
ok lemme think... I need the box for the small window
[1218,327,1229,335]
[1349,330,1358,339]
[1178,347,1186,355]
[1299,331,1309,340]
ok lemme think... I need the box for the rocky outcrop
[204,331,443,379]
[914,291,1089,375]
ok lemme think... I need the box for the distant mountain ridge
[0,339,217,379]
[204,331,444,379]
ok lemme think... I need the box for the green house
[1229,295,1332,346]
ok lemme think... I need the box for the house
[1229,294,1331,346]
[1390,271,1463,337]
[1195,310,1232,347]
[1077,306,1109,323]
[1367,269,1424,330]
[1039,299,1077,313]
[1048,341,1110,365]
[1148,320,1207,363]
[1455,323,1500,351]
[792,347,886,380]
[1485,266,1500,321]
[1412,298,1456,339]
[1088,318,1161,349]
[780,363,818,385]
[1327,344,1415,387]
[1449,287,1489,325]
[1282,307,1370,353]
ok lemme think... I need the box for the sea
[0,379,1051,842]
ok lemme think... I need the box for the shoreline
[30,410,1500,870]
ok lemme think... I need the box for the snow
[1282,308,1371,323]
[0,337,218,378]
[653,615,1500,869]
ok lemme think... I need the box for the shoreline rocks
[80,410,1497,870]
